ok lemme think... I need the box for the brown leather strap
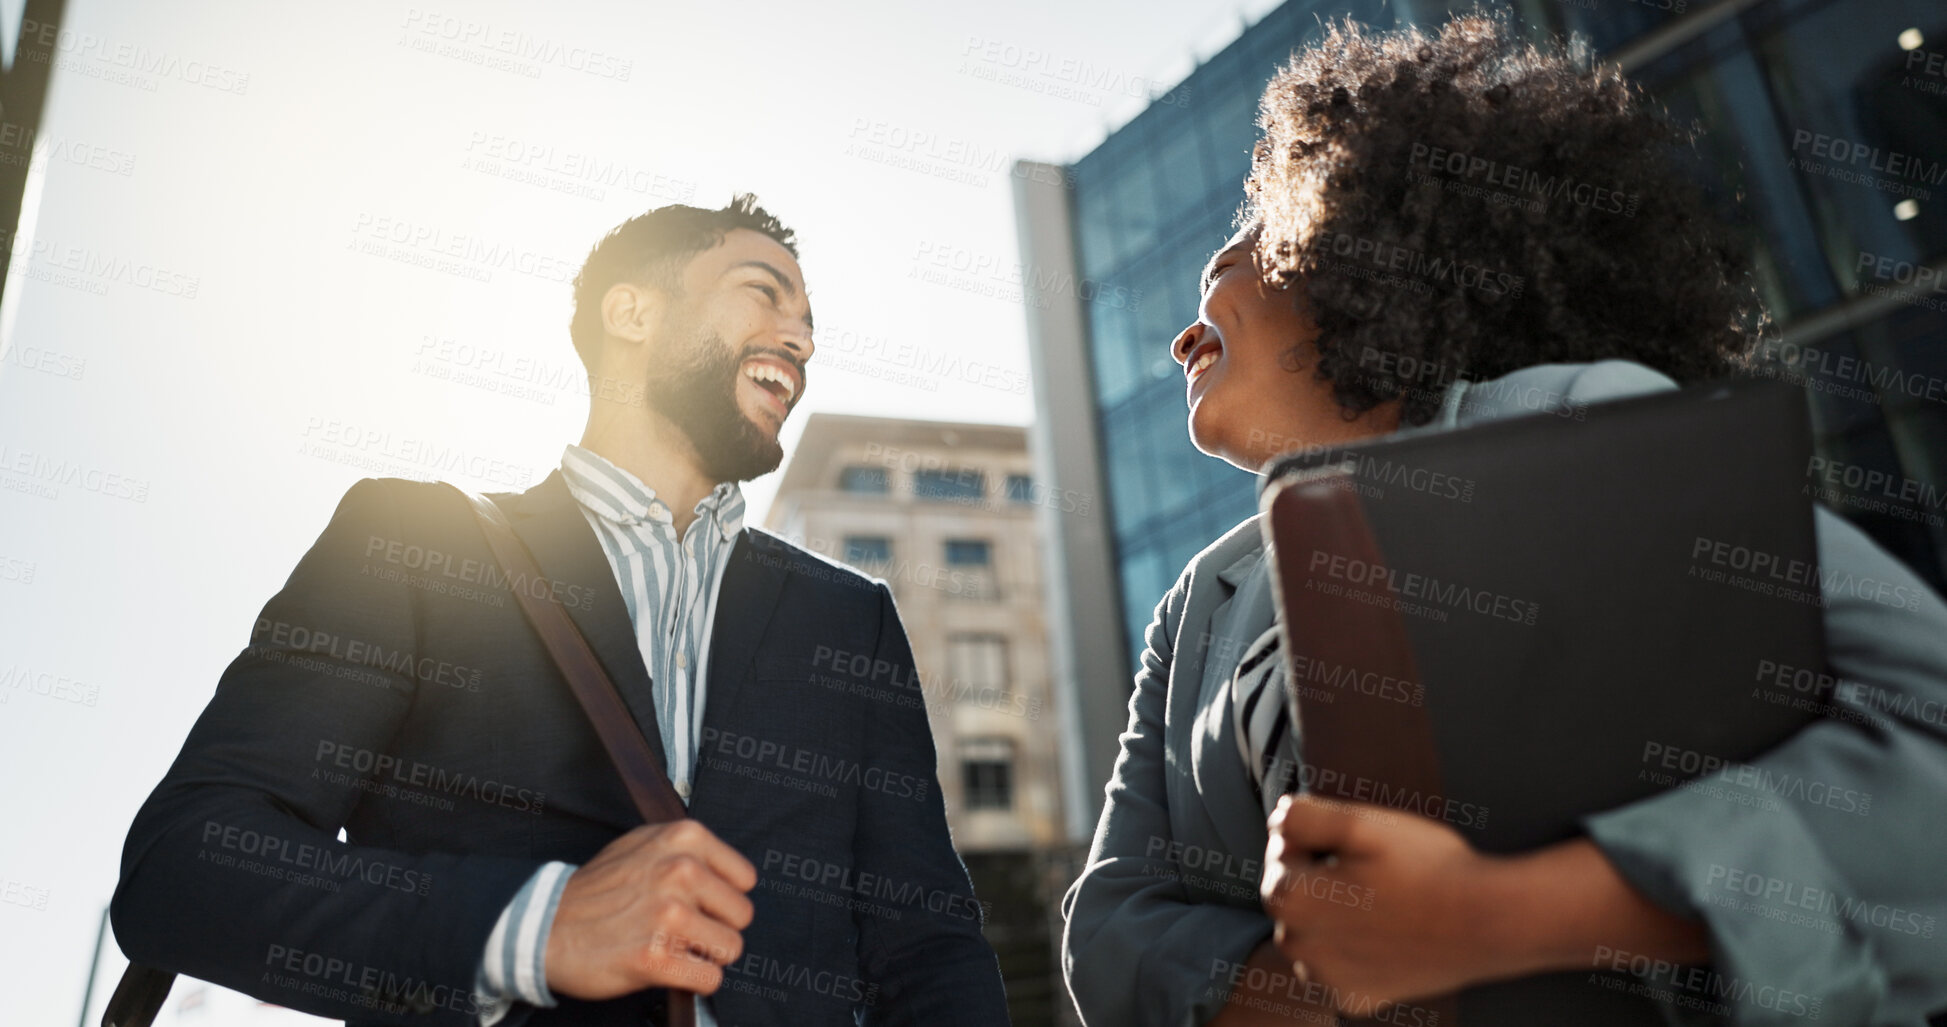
[1266,476,1462,1027]
[456,486,696,1026]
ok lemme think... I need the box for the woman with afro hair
[1062,13,1947,1026]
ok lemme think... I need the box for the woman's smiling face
[1170,227,1400,472]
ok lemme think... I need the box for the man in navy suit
[112,196,1010,1026]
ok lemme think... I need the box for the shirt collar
[560,444,745,542]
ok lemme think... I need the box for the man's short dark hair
[1244,13,1767,426]
[569,194,798,371]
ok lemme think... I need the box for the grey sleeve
[1061,579,1274,1027]
[1583,508,1947,1026]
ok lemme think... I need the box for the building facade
[1016,0,1947,833]
[763,413,1069,1023]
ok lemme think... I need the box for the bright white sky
[0,0,1280,1022]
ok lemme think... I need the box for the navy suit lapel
[701,529,790,733]
[500,469,671,773]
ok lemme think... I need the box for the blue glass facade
[1066,0,1947,668]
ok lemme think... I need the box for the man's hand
[1260,793,1520,1012]
[545,820,758,999]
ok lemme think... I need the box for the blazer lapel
[499,470,670,772]
[700,529,790,733]
[1193,543,1280,865]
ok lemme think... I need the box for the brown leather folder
[1261,380,1829,1025]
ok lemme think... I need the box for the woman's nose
[1171,322,1204,366]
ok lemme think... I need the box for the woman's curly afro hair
[1244,13,1766,425]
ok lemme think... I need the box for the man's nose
[781,318,814,363]
[1171,322,1205,365]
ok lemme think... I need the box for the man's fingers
[652,906,745,968]
[664,821,759,891]
[685,862,757,930]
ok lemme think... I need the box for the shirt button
[676,652,688,669]
[676,780,692,800]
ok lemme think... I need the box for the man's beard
[644,319,786,483]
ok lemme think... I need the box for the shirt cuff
[474,861,578,1025]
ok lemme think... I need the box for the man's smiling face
[642,227,815,482]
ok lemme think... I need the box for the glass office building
[1018,0,1947,832]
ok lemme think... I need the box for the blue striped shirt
[475,445,745,1024]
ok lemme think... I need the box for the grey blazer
[1061,361,1947,1026]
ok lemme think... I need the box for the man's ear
[599,281,666,350]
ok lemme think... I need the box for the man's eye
[751,283,779,302]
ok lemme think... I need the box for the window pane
[1005,474,1034,502]
[838,466,889,493]
[913,469,986,501]
[843,536,891,565]
[960,737,1016,810]
[947,635,1009,689]
[945,539,992,566]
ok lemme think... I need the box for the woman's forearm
[1476,837,1712,977]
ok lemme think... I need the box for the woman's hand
[1259,792,1711,1014]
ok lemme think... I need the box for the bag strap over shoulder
[454,485,695,1026]
[454,486,688,824]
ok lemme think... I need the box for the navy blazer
[112,471,1009,1026]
